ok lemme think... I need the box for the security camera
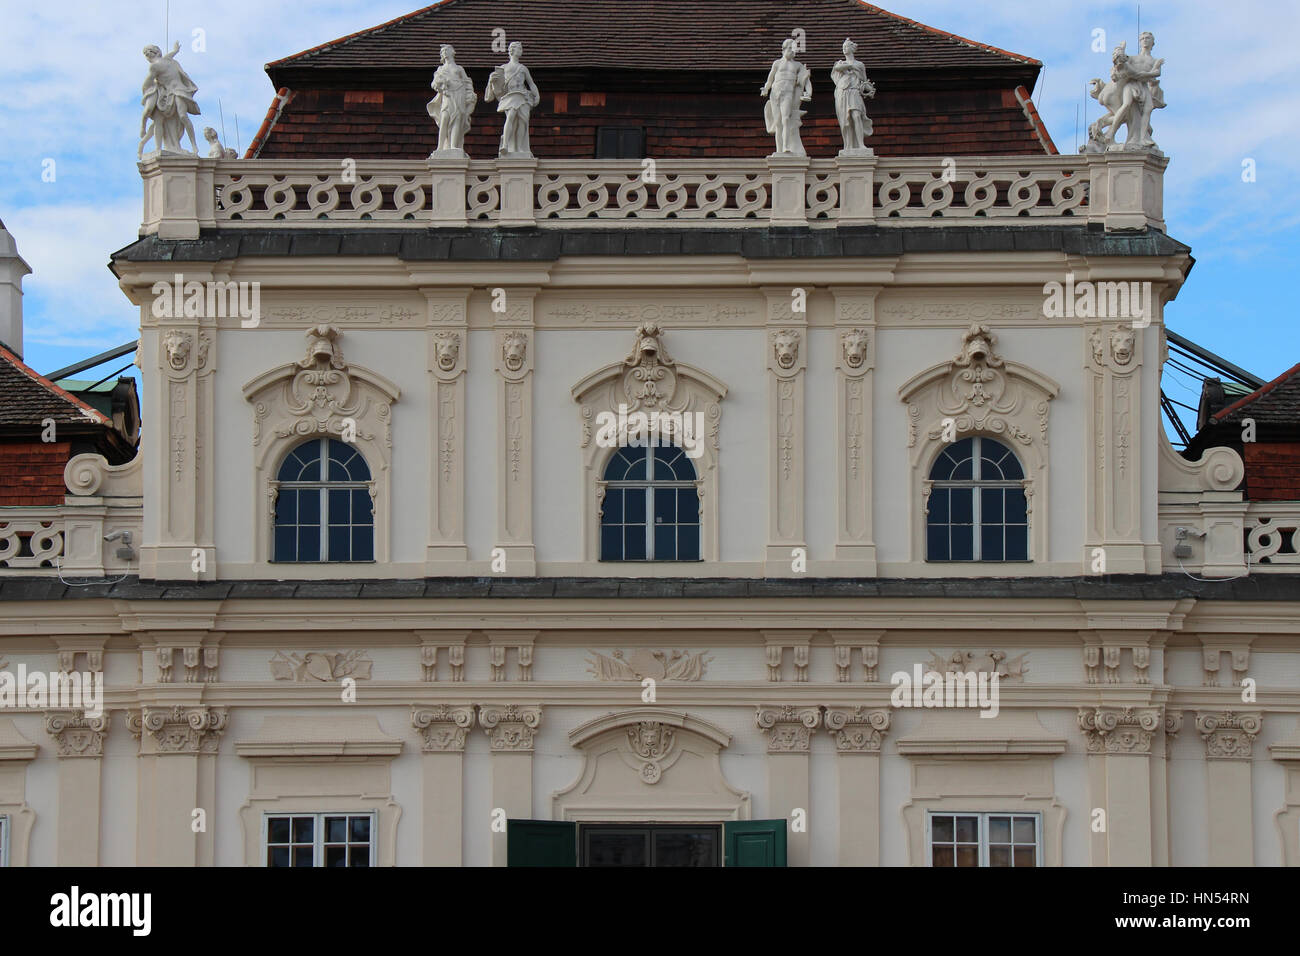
[103,529,136,562]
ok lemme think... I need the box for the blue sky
[1,0,1296,431]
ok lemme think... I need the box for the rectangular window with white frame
[926,811,1041,867]
[263,812,375,867]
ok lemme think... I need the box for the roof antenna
[219,99,228,146]
[165,0,169,48]
[1074,103,1079,153]
[235,115,242,156]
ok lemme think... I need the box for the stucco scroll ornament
[760,38,813,157]
[840,328,870,370]
[1078,706,1160,754]
[427,44,476,156]
[831,38,875,155]
[771,329,801,371]
[138,41,201,158]
[755,705,822,753]
[480,704,542,751]
[142,704,227,753]
[484,42,539,159]
[411,705,476,752]
[824,707,890,753]
[1195,711,1262,759]
[432,331,461,373]
[621,322,679,410]
[502,330,528,373]
[626,721,678,783]
[45,711,110,758]
[163,329,193,371]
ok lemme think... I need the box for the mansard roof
[267,0,1040,76]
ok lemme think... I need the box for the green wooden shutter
[724,819,787,867]
[507,820,577,867]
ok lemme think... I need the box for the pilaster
[824,706,889,865]
[755,705,820,866]
[424,288,472,572]
[481,704,541,866]
[412,705,475,866]
[1196,710,1260,866]
[494,289,537,575]
[830,288,879,574]
[44,710,109,866]
[763,288,807,575]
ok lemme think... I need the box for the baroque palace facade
[2,0,1299,867]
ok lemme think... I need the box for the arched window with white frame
[600,443,701,562]
[926,436,1029,562]
[273,438,374,563]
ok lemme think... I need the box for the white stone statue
[761,38,812,157]
[831,37,875,155]
[427,44,477,156]
[1084,34,1165,153]
[484,41,539,159]
[202,127,237,159]
[138,41,201,158]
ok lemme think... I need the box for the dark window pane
[955,846,979,867]
[1005,490,1027,524]
[653,455,676,481]
[932,816,954,842]
[677,523,699,560]
[625,489,646,523]
[603,488,624,523]
[677,488,699,522]
[586,831,648,867]
[955,816,978,843]
[274,526,296,562]
[1013,818,1035,844]
[298,528,320,562]
[349,850,370,868]
[655,525,676,561]
[929,488,949,523]
[932,846,954,867]
[654,488,676,524]
[329,525,351,561]
[601,525,623,560]
[653,829,718,867]
[950,525,974,561]
[328,489,349,522]
[624,455,647,481]
[350,817,370,841]
[352,489,371,522]
[982,524,1004,561]
[669,451,697,481]
[927,523,949,561]
[325,846,347,867]
[982,488,1004,522]
[1006,527,1028,561]
[292,817,314,843]
[951,488,973,523]
[268,846,290,867]
[275,489,296,523]
[294,846,313,868]
[989,816,1011,844]
[326,817,347,843]
[989,846,1012,867]
[623,527,647,561]
[1014,846,1037,867]
[299,488,320,523]
[353,526,374,562]
[268,818,290,843]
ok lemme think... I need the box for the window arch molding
[572,323,727,563]
[243,326,400,566]
[899,324,1059,564]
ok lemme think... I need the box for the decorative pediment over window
[552,709,750,821]
[899,324,1060,458]
[242,325,400,472]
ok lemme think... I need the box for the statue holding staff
[428,44,477,156]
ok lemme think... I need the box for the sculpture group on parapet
[1084,31,1166,154]
[133,31,1170,162]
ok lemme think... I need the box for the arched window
[926,436,1028,562]
[601,443,700,561]
[273,438,374,562]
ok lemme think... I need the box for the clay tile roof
[267,0,1041,74]
[0,344,112,429]
[1212,362,1300,427]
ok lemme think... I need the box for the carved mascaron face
[503,331,527,371]
[163,329,192,370]
[841,329,869,368]
[1110,328,1136,365]
[772,330,799,369]
[434,333,460,371]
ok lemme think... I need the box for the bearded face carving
[163,329,192,370]
[771,329,800,370]
[1110,327,1136,366]
[502,330,528,372]
[841,328,869,369]
[433,331,461,372]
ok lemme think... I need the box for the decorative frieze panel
[480,704,541,752]
[923,649,1029,681]
[1196,711,1261,760]
[756,705,821,753]
[824,707,890,753]
[586,649,710,681]
[411,705,476,753]
[270,650,372,682]
[1078,706,1160,754]
[44,711,109,758]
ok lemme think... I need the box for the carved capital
[1195,711,1261,760]
[411,705,476,753]
[479,704,541,752]
[44,710,109,758]
[755,705,821,753]
[1078,706,1160,754]
[824,707,890,753]
[141,704,227,754]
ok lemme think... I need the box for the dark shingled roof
[1212,362,1300,427]
[1,574,1298,602]
[110,226,1192,268]
[0,344,112,429]
[268,0,1040,75]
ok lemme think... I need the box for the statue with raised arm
[1086,38,1165,152]
[484,41,539,159]
[138,42,201,158]
[831,37,875,154]
[427,44,477,156]
[1127,31,1166,148]
[761,38,812,157]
